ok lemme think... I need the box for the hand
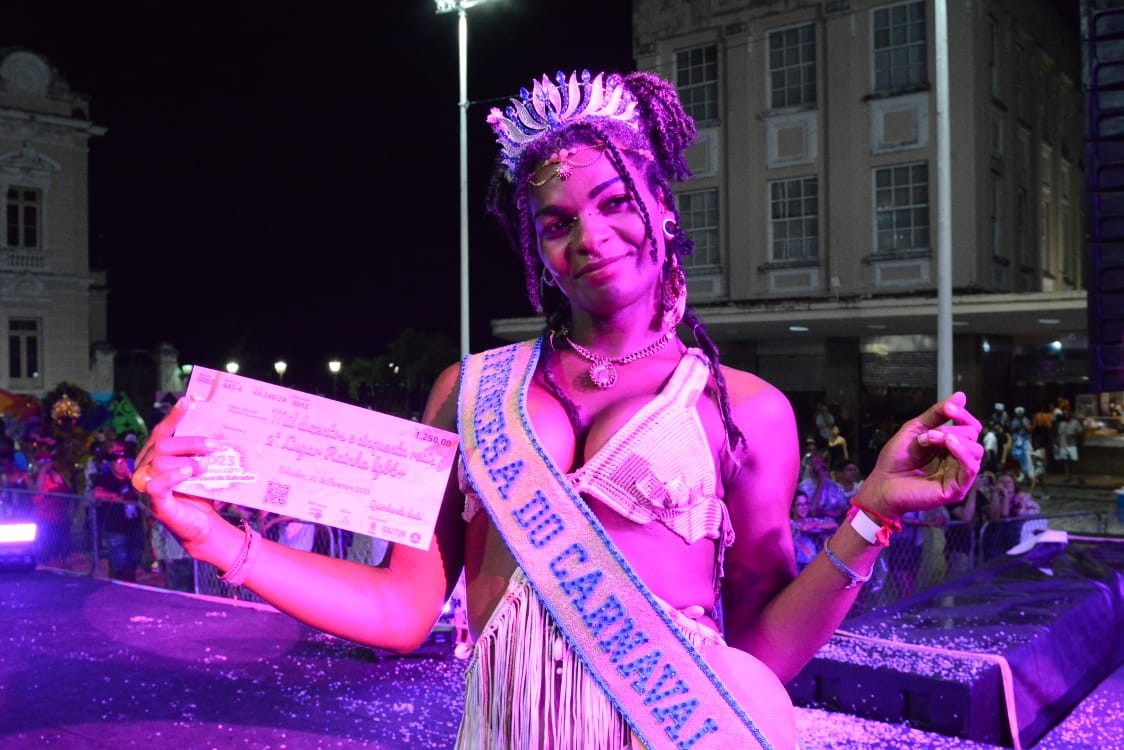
[858,392,983,521]
[132,397,224,551]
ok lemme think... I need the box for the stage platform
[788,537,1124,748]
[0,565,1119,749]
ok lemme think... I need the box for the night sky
[5,2,634,388]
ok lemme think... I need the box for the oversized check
[172,366,458,550]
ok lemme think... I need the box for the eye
[601,193,633,212]
[539,216,574,240]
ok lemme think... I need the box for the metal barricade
[0,487,94,574]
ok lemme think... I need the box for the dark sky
[5,1,634,387]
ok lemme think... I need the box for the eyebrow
[533,176,624,220]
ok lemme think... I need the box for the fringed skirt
[455,568,724,750]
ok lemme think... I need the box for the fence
[0,489,390,598]
[2,488,1108,619]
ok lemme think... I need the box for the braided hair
[485,71,745,449]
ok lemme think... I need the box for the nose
[569,210,611,254]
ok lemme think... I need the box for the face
[792,495,810,518]
[841,464,858,482]
[529,146,667,319]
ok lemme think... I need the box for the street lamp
[274,360,288,385]
[435,0,491,359]
[225,361,239,374]
[328,359,342,398]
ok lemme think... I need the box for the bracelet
[847,501,902,546]
[218,521,261,587]
[823,537,872,589]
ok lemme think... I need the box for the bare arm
[136,366,467,654]
[723,383,982,684]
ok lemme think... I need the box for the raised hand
[858,392,984,520]
[132,397,223,550]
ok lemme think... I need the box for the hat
[123,433,138,444]
[1014,406,1025,416]
[994,403,1005,411]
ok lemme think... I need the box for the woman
[790,489,837,573]
[134,69,981,749]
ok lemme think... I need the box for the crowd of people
[791,395,1107,601]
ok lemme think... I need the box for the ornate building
[0,49,110,398]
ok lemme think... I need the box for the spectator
[946,472,986,578]
[826,425,849,478]
[32,449,72,565]
[151,519,195,592]
[798,453,849,525]
[91,441,145,581]
[1053,409,1084,484]
[790,489,838,573]
[837,461,864,502]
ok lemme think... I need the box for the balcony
[0,248,48,271]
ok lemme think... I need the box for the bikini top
[460,348,735,552]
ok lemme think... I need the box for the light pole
[328,359,342,398]
[435,0,490,359]
[274,360,288,385]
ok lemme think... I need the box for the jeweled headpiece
[487,70,641,181]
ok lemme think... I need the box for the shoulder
[717,363,797,437]
[422,361,463,432]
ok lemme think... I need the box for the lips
[576,254,626,278]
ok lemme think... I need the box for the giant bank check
[172,366,458,550]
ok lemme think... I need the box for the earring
[661,257,687,330]
[662,217,678,240]
[541,268,557,287]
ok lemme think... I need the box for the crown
[487,69,640,180]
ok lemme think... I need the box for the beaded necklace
[559,326,676,389]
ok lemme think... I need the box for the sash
[458,339,772,750]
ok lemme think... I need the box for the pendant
[588,360,618,389]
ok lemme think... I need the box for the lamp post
[435,0,491,359]
[225,361,239,374]
[328,359,342,398]
[274,360,288,385]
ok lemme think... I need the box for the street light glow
[328,360,341,374]
[274,360,288,384]
[225,361,239,374]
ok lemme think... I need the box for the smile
[576,254,627,278]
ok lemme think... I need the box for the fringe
[456,570,719,749]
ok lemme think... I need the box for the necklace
[560,327,676,388]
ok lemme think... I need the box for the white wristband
[850,509,882,545]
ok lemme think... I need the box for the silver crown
[487,70,640,180]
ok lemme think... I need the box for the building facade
[493,0,1090,442]
[0,49,110,399]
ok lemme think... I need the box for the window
[873,1,927,93]
[988,17,1000,100]
[7,318,41,385]
[768,24,816,109]
[6,187,40,248]
[676,45,718,123]
[1014,45,1026,119]
[874,162,929,253]
[770,177,818,260]
[1016,187,1031,266]
[679,189,720,268]
[990,172,1003,258]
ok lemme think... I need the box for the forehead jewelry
[560,327,676,389]
[528,146,606,187]
[487,69,641,182]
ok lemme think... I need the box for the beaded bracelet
[847,501,902,547]
[218,521,261,587]
[823,537,872,589]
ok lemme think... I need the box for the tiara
[487,69,641,180]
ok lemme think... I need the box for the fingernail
[946,402,958,416]
[179,465,194,476]
[948,434,960,446]
[203,439,219,450]
[918,432,931,446]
